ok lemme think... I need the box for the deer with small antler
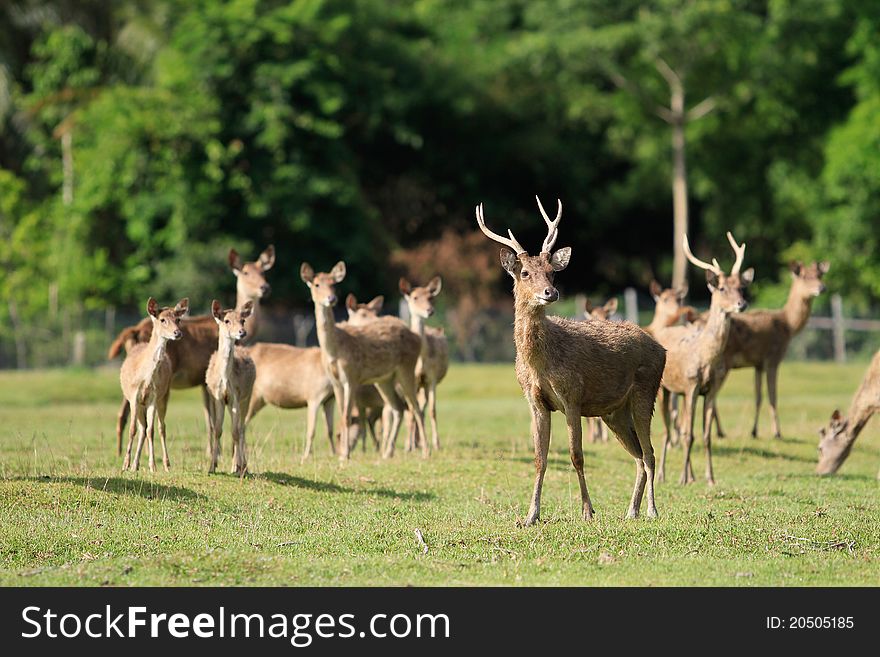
[108,246,275,455]
[476,197,666,523]
[120,297,188,472]
[817,349,880,477]
[655,233,753,485]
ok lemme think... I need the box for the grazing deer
[717,260,829,439]
[244,343,336,461]
[655,233,754,485]
[206,301,256,474]
[399,277,449,451]
[108,246,275,454]
[583,297,620,443]
[817,350,880,477]
[300,262,428,460]
[120,297,188,472]
[477,197,666,523]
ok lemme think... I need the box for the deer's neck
[214,335,237,384]
[843,378,878,446]
[314,302,339,359]
[410,312,428,353]
[141,330,170,383]
[701,297,733,358]
[236,284,261,342]
[513,289,551,371]
[783,286,814,334]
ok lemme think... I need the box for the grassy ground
[0,362,878,586]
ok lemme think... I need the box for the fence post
[831,293,846,363]
[72,330,86,366]
[574,293,587,318]
[624,287,638,324]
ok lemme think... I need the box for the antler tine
[475,203,526,254]
[536,196,562,253]
[726,231,746,275]
[682,234,722,275]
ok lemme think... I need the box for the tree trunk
[670,86,688,290]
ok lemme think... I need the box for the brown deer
[206,301,256,474]
[120,297,188,472]
[583,297,619,443]
[476,197,666,523]
[655,233,753,485]
[300,262,428,460]
[717,260,829,439]
[244,343,336,461]
[645,281,689,337]
[108,246,274,454]
[817,350,880,477]
[399,276,449,451]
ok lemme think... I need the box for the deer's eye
[521,270,530,279]
[225,319,230,325]
[719,286,726,292]
[160,319,166,324]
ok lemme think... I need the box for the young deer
[817,350,880,477]
[120,297,188,472]
[244,343,336,461]
[717,260,829,439]
[206,300,256,474]
[300,262,428,460]
[399,277,449,451]
[583,297,619,444]
[109,246,275,454]
[655,233,754,485]
[477,197,666,523]
[645,281,688,337]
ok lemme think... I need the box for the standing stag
[120,297,188,472]
[817,350,880,477]
[300,262,428,460]
[206,301,256,474]
[655,233,753,485]
[476,197,666,523]
[399,277,449,452]
[717,260,829,439]
[108,246,275,454]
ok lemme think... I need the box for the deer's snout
[425,307,435,317]
[817,283,827,295]
[260,283,271,297]
[237,329,247,341]
[736,299,748,312]
[324,294,338,307]
[537,287,559,304]
[172,329,183,340]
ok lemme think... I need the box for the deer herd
[108,194,879,525]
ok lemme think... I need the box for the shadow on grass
[20,475,204,501]
[711,445,813,463]
[260,471,434,501]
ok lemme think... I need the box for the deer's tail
[107,326,141,360]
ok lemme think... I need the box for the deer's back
[655,323,725,394]
[418,329,449,384]
[724,311,791,368]
[336,317,421,383]
[246,343,330,408]
[517,317,665,417]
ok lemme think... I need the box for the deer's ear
[211,300,223,321]
[706,270,720,291]
[789,261,802,275]
[330,261,346,283]
[174,298,189,318]
[649,280,662,299]
[583,299,594,317]
[229,249,243,273]
[147,297,159,318]
[345,293,357,312]
[500,249,518,278]
[740,268,755,286]
[300,263,315,285]
[676,282,689,301]
[259,245,275,271]
[399,277,412,296]
[427,276,442,297]
[368,296,384,313]
[818,261,830,276]
[604,298,618,315]
[831,409,841,423]
[240,300,254,319]
[550,247,571,272]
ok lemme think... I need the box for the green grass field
[1,362,877,586]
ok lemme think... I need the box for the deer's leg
[658,388,672,484]
[231,397,247,475]
[322,397,336,455]
[670,393,681,446]
[244,394,264,426]
[131,405,148,472]
[523,399,551,527]
[713,399,726,438]
[208,398,224,474]
[202,386,215,458]
[302,399,321,463]
[377,381,405,459]
[587,417,597,444]
[116,396,129,456]
[751,366,763,438]
[680,389,698,485]
[145,401,158,473]
[395,368,429,458]
[158,391,170,471]
[565,407,594,521]
[427,382,440,450]
[702,392,717,485]
[339,383,355,461]
[767,365,782,439]
[633,399,659,519]
[122,400,137,471]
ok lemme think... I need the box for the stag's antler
[726,231,746,275]
[683,235,723,275]
[475,203,527,254]
[536,196,562,254]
